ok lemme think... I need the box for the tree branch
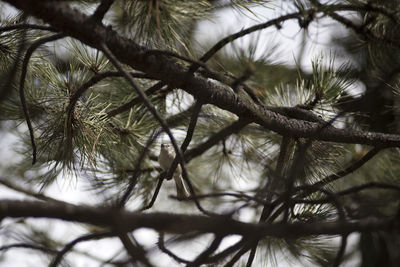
[0,200,397,239]
[50,231,114,267]
[118,233,153,267]
[157,233,190,264]
[6,0,400,148]
[0,178,63,204]
[0,23,57,32]
[91,0,114,23]
[185,119,251,162]
[297,147,382,195]
[19,33,65,165]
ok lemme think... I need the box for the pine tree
[1,0,400,266]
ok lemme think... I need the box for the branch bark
[0,200,396,238]
[5,0,400,148]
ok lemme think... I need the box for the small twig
[337,182,400,196]
[157,233,190,264]
[0,23,57,33]
[185,118,251,162]
[319,6,400,49]
[296,147,382,196]
[245,136,290,267]
[118,233,153,267]
[118,130,161,207]
[185,192,267,205]
[68,71,156,113]
[0,178,63,204]
[293,182,400,204]
[191,11,306,72]
[231,68,253,93]
[187,235,223,267]
[140,174,164,211]
[224,243,252,267]
[315,188,347,267]
[50,231,114,267]
[197,69,262,105]
[106,81,164,117]
[164,101,202,193]
[281,140,309,222]
[19,33,65,164]
[206,238,247,264]
[0,243,57,254]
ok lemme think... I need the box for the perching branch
[100,43,209,214]
[164,101,202,184]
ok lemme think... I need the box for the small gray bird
[158,143,190,198]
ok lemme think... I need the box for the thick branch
[5,0,400,148]
[0,200,396,238]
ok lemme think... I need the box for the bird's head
[161,143,171,151]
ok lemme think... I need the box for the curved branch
[118,130,161,207]
[118,233,153,267]
[185,119,251,162]
[164,101,202,189]
[68,70,156,113]
[157,233,190,264]
[106,81,164,117]
[297,147,381,195]
[187,235,223,267]
[0,178,63,204]
[195,11,303,66]
[19,33,65,164]
[0,243,56,254]
[140,174,165,211]
[50,231,114,267]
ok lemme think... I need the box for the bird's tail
[173,173,190,199]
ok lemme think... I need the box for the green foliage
[111,0,212,51]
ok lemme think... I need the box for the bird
[158,143,190,199]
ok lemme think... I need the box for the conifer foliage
[1,0,400,266]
